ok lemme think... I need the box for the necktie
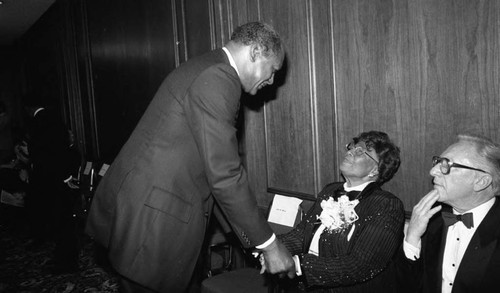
[335,189,361,201]
[442,211,474,229]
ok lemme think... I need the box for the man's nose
[429,164,441,177]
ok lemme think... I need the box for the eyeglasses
[346,141,379,164]
[432,156,488,175]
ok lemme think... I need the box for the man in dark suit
[397,133,500,293]
[85,21,295,293]
[25,101,82,273]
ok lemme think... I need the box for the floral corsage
[317,195,359,233]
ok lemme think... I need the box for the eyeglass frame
[345,141,379,164]
[432,156,489,175]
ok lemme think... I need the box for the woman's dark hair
[353,130,401,185]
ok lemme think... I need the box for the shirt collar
[344,181,374,192]
[454,197,496,228]
[222,47,240,77]
[34,107,45,117]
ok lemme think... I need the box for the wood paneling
[261,1,316,195]
[240,0,500,210]
[86,0,176,162]
[332,0,500,209]
[241,0,337,209]
[14,0,500,212]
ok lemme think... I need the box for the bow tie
[335,189,361,201]
[442,211,474,229]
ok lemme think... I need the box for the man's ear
[249,44,263,62]
[474,174,493,192]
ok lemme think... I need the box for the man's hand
[260,238,296,278]
[406,189,442,246]
[66,178,80,189]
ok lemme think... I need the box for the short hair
[457,133,500,193]
[353,131,401,185]
[230,22,283,59]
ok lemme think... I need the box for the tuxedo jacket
[85,49,273,293]
[396,198,500,293]
[278,182,405,292]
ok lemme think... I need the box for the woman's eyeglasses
[346,142,379,164]
[432,156,488,175]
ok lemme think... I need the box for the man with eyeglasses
[396,133,500,293]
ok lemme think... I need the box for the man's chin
[432,186,444,202]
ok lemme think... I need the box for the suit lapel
[302,183,342,253]
[424,211,448,292]
[453,198,500,292]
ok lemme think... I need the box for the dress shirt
[222,47,240,76]
[33,107,45,117]
[403,197,496,293]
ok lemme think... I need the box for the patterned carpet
[0,205,119,293]
[0,204,250,293]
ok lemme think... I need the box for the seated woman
[275,130,405,292]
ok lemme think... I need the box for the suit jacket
[396,198,500,293]
[28,107,75,187]
[278,182,405,293]
[85,49,273,293]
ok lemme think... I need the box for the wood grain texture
[16,0,500,212]
[241,0,500,210]
[332,0,500,209]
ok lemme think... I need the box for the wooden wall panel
[239,0,500,211]
[241,0,337,208]
[309,0,337,191]
[183,0,212,59]
[241,0,337,206]
[18,0,500,212]
[333,0,500,209]
[260,0,316,195]
[87,0,176,162]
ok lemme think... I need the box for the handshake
[257,238,297,278]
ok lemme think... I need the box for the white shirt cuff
[293,255,302,276]
[403,238,421,260]
[255,233,276,249]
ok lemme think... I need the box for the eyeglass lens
[432,156,450,174]
[346,141,379,163]
[346,143,364,155]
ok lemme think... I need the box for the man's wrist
[256,233,276,250]
[403,238,421,260]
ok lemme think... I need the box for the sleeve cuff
[293,255,302,276]
[403,238,421,260]
[255,233,276,249]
